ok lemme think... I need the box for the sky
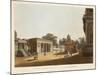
[12,1,86,41]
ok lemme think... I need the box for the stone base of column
[82,44,93,56]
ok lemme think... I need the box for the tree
[15,30,17,40]
[79,37,86,47]
[42,33,58,47]
[59,38,66,45]
[59,34,71,46]
[78,37,86,54]
[75,40,80,48]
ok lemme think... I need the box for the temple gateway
[83,8,93,56]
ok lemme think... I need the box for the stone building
[15,31,31,57]
[83,8,93,56]
[64,35,77,55]
[15,39,30,57]
[28,38,53,55]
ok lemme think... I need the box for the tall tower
[83,8,93,56]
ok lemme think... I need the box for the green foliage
[42,33,58,47]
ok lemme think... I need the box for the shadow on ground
[15,55,93,67]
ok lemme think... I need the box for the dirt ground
[15,52,93,67]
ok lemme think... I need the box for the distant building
[28,38,53,55]
[64,34,77,55]
[82,8,93,56]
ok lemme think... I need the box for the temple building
[15,39,31,57]
[15,31,31,57]
[28,38,53,55]
[15,31,53,57]
[83,8,93,56]
[64,34,77,55]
